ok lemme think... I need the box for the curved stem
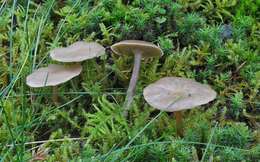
[174,111,183,137]
[123,52,142,116]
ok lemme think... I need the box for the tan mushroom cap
[50,41,105,62]
[111,40,163,58]
[143,77,217,112]
[26,64,82,88]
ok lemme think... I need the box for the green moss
[0,0,259,161]
[213,123,252,148]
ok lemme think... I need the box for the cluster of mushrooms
[26,40,216,136]
[26,41,106,104]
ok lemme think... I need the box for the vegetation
[0,0,259,161]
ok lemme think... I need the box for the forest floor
[0,0,259,161]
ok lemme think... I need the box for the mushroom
[111,40,163,115]
[46,41,105,103]
[143,77,216,136]
[26,64,82,104]
[50,41,105,63]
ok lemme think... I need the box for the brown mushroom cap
[111,40,163,58]
[143,77,217,112]
[50,41,105,62]
[26,64,82,88]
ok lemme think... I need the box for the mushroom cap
[50,41,105,62]
[143,77,217,112]
[26,64,82,88]
[111,40,163,58]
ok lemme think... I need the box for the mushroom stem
[52,86,59,105]
[174,111,183,137]
[123,52,142,116]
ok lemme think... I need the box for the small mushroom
[111,40,163,116]
[143,77,216,136]
[49,41,105,102]
[50,41,105,63]
[26,64,82,103]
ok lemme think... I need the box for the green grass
[0,0,259,161]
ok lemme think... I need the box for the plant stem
[174,111,183,137]
[52,86,58,105]
[123,52,142,116]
